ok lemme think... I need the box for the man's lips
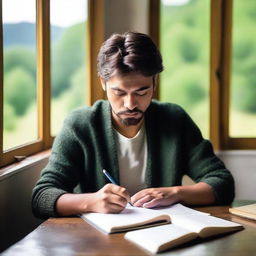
[119,111,142,117]
[122,112,140,117]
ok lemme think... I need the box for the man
[32,32,234,218]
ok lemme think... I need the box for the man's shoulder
[64,100,109,126]
[149,100,186,117]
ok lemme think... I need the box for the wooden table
[3,201,256,255]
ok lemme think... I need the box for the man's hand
[87,183,131,213]
[56,184,131,216]
[131,187,180,208]
[131,183,216,208]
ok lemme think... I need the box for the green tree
[175,26,200,63]
[51,23,86,97]
[4,47,36,78]
[161,65,207,109]
[232,59,256,113]
[4,67,36,116]
[231,0,256,113]
[66,66,87,111]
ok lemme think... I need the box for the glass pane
[160,0,210,138]
[50,0,88,136]
[230,0,256,137]
[3,0,37,150]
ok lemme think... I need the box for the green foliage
[231,1,256,113]
[232,58,256,113]
[160,0,209,108]
[235,83,256,113]
[4,67,36,116]
[4,103,17,131]
[161,65,207,109]
[51,23,86,97]
[174,25,200,63]
[232,32,254,61]
[66,66,87,111]
[161,0,256,123]
[4,47,36,78]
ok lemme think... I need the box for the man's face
[101,73,155,128]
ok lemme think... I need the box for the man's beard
[114,108,144,126]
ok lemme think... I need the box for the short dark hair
[97,31,163,80]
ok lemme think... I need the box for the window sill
[0,149,51,181]
[216,150,256,156]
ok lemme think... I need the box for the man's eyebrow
[109,85,152,92]
[135,86,152,91]
[110,87,124,91]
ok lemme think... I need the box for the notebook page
[171,214,242,233]
[156,203,210,216]
[81,206,170,233]
[125,224,197,254]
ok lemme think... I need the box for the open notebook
[80,205,171,234]
[81,203,212,234]
[81,203,243,253]
[124,214,243,254]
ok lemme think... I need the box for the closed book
[229,203,256,221]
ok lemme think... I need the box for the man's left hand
[131,187,180,208]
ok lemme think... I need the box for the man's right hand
[56,184,131,216]
[86,183,131,213]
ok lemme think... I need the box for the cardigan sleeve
[182,111,235,205]
[31,116,85,219]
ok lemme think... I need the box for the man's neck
[112,118,144,138]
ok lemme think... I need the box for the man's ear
[100,77,106,91]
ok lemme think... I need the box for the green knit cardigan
[32,100,234,218]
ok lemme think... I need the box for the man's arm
[56,184,131,216]
[131,182,215,208]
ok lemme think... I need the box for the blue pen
[102,169,133,206]
[103,169,118,185]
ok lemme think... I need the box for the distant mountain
[3,22,64,48]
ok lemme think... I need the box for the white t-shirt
[114,125,147,195]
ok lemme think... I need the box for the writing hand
[88,184,131,213]
[131,187,180,208]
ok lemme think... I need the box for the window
[3,0,37,150]
[159,0,210,138]
[1,0,255,168]
[50,0,88,136]
[210,0,256,149]
[0,0,93,167]
[230,0,256,138]
[154,0,256,149]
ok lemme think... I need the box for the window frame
[211,0,256,149]
[0,0,47,167]
[0,0,98,168]
[154,0,256,150]
[1,0,255,168]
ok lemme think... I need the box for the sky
[2,0,189,26]
[3,0,88,27]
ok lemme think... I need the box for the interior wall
[104,0,149,38]
[217,151,256,200]
[0,158,47,252]
[183,151,256,200]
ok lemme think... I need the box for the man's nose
[124,94,137,110]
